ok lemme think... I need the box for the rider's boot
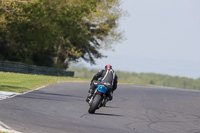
[107,91,113,101]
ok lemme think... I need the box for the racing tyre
[88,94,102,114]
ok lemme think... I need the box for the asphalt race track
[0,82,200,133]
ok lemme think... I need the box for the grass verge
[0,72,90,93]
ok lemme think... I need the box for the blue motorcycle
[88,85,108,114]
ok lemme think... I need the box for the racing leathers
[86,69,118,102]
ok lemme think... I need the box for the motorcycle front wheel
[88,94,102,114]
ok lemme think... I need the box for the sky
[78,0,200,79]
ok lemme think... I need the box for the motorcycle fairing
[96,85,107,94]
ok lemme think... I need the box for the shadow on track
[17,91,84,102]
[105,106,120,109]
[31,91,83,98]
[94,113,124,117]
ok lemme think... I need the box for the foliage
[0,0,125,68]
[68,67,200,90]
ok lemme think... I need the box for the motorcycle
[88,85,108,114]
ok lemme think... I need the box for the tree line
[68,66,200,90]
[0,0,124,69]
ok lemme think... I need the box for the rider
[86,65,118,103]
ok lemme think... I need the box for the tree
[0,0,125,68]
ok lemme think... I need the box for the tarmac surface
[0,82,200,133]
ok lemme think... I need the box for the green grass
[0,72,90,93]
[1,69,200,93]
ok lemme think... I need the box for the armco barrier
[0,61,74,77]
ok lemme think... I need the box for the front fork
[89,90,97,105]
[89,90,105,107]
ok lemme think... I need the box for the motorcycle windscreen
[97,85,107,94]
